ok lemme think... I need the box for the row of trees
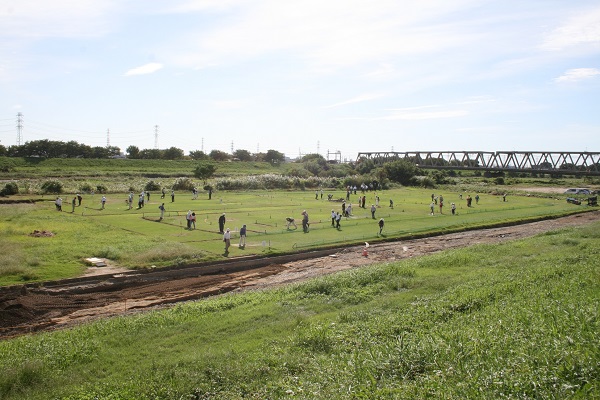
[0,140,121,159]
[0,139,287,164]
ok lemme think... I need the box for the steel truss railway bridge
[356,151,600,176]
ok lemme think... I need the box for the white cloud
[541,6,600,51]
[165,0,478,71]
[0,0,119,38]
[383,107,468,120]
[323,93,385,109]
[124,63,164,76]
[165,0,243,13]
[213,99,246,109]
[555,68,600,83]
[365,63,395,78]
[339,104,469,121]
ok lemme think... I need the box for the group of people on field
[430,192,482,215]
[60,188,491,258]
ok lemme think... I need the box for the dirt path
[1,211,599,339]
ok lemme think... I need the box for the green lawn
[0,221,597,399]
[0,187,589,285]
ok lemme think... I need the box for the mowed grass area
[0,187,588,285]
[0,221,598,399]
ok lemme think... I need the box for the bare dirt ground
[1,210,599,339]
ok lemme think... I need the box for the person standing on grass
[331,209,336,227]
[77,193,82,206]
[186,210,193,229]
[335,211,342,229]
[475,194,480,204]
[371,204,376,219]
[161,187,166,199]
[302,210,309,233]
[218,213,226,233]
[223,228,231,253]
[191,212,196,229]
[430,201,435,215]
[171,190,175,202]
[378,218,385,235]
[389,199,394,209]
[239,224,247,248]
[71,197,76,213]
[158,203,165,220]
[101,196,106,210]
[451,202,456,215]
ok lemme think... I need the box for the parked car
[564,188,591,195]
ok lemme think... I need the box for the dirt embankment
[1,211,599,339]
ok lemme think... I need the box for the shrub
[172,177,195,191]
[79,183,94,193]
[144,180,161,191]
[215,174,341,190]
[495,177,505,185]
[419,176,436,188]
[0,182,18,196]
[95,184,108,194]
[40,180,63,194]
[0,159,15,173]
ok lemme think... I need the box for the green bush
[40,180,63,194]
[79,183,94,193]
[419,176,435,188]
[95,184,108,194]
[0,182,18,197]
[0,159,15,173]
[172,177,195,191]
[144,180,161,191]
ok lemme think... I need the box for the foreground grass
[0,187,588,285]
[0,222,598,399]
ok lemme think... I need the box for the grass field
[0,220,597,399]
[0,187,589,286]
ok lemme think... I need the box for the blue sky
[0,0,599,161]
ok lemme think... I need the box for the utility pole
[16,112,23,145]
[317,141,320,155]
[106,129,110,147]
[201,138,204,152]
[231,141,234,154]
[154,125,159,149]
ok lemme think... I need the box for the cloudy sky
[0,0,599,160]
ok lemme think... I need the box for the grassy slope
[0,222,598,399]
[0,187,588,285]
